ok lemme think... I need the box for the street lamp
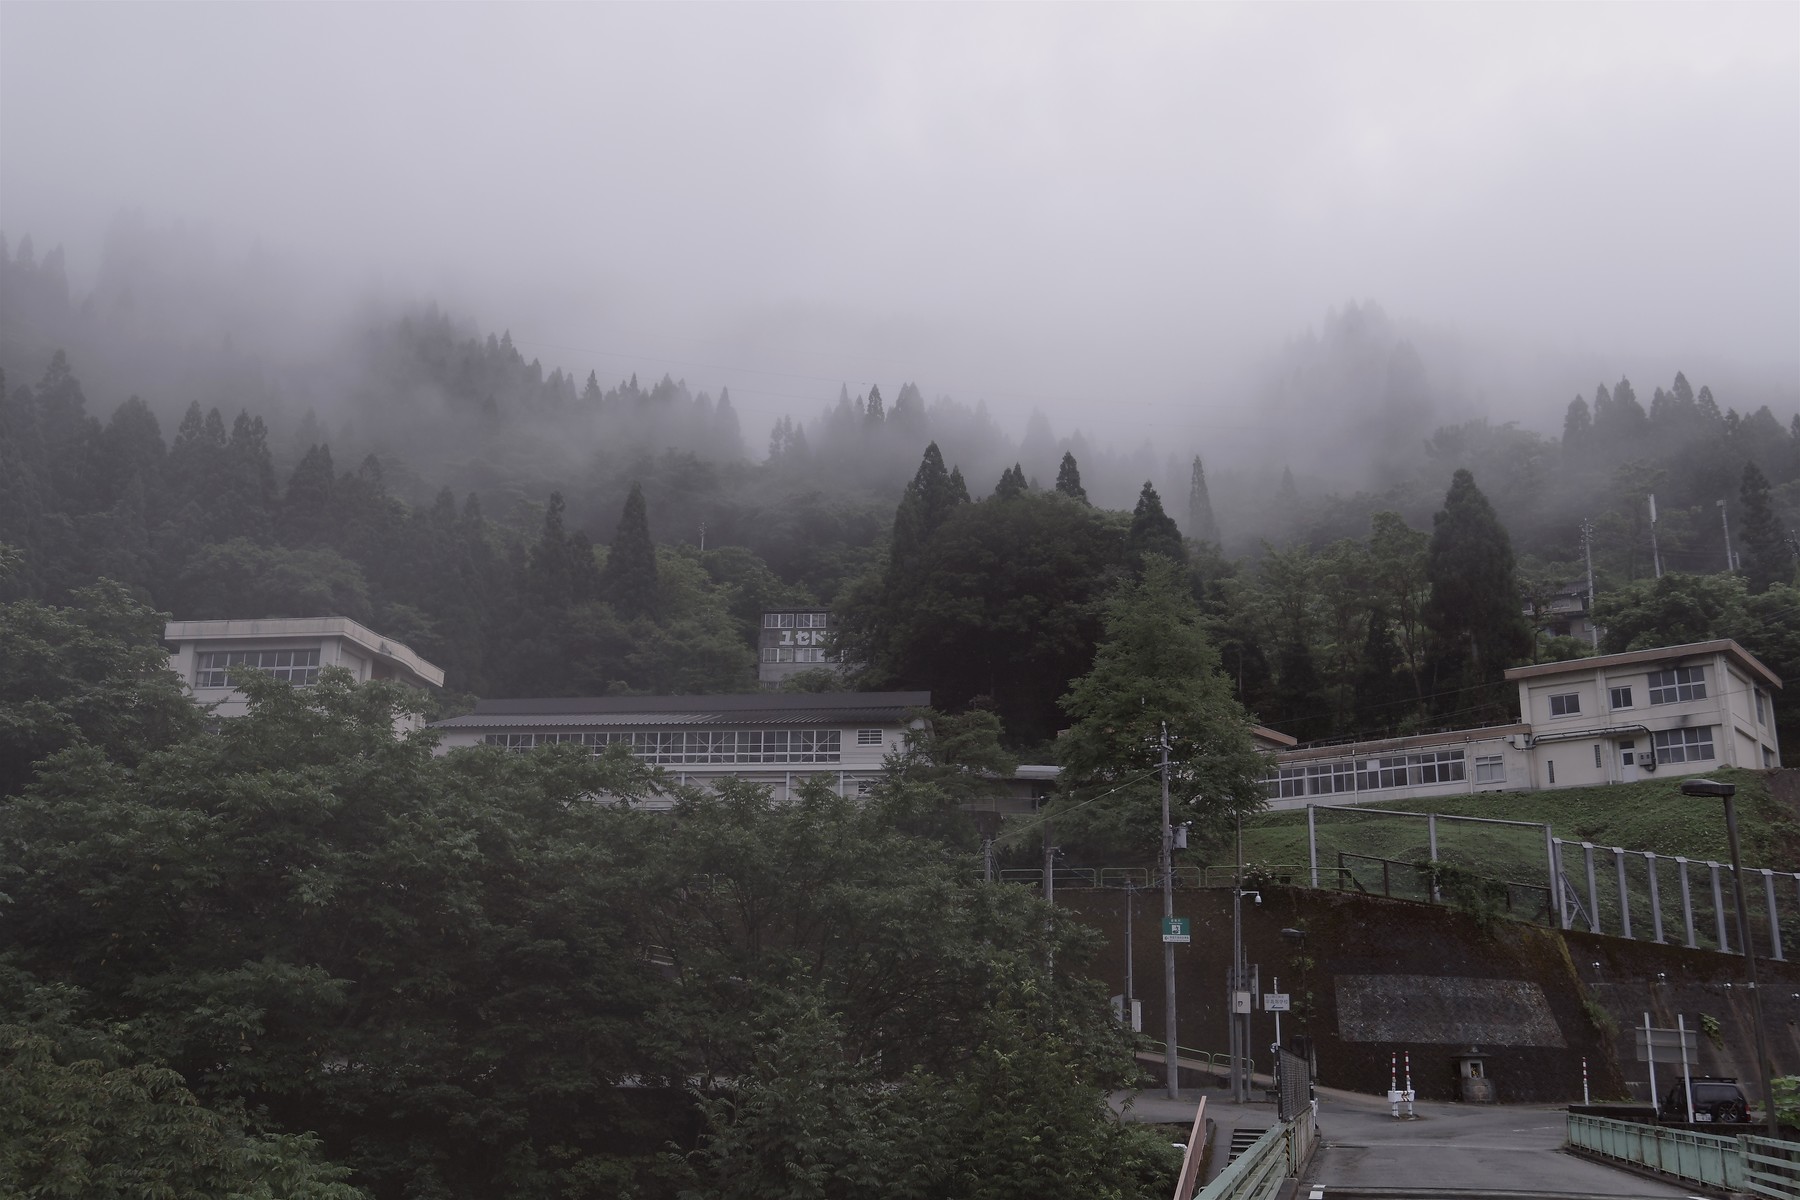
[1679,778,1777,1136]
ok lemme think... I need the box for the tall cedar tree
[1054,451,1088,503]
[1126,481,1186,570]
[1187,456,1220,544]
[602,482,658,618]
[1053,557,1267,855]
[1738,460,1791,594]
[888,442,966,572]
[1422,468,1530,713]
[993,463,1026,499]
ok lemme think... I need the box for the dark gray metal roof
[431,691,930,730]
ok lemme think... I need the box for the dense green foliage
[0,588,1173,1199]
[1054,558,1268,855]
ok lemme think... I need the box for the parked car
[1659,1077,1751,1123]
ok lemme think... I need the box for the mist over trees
[6,221,1800,751]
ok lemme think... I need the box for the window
[1549,692,1581,717]
[857,729,882,745]
[1409,749,1466,785]
[1648,666,1706,705]
[1266,766,1306,799]
[855,779,874,797]
[1754,689,1767,725]
[1652,726,1715,764]
[486,728,843,765]
[1619,740,1635,767]
[1593,744,1603,769]
[1547,760,1555,785]
[763,613,781,628]
[1355,756,1409,790]
[1764,747,1775,768]
[1609,686,1633,710]
[1474,755,1505,784]
[195,648,320,688]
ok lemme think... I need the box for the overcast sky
[2,3,1795,442]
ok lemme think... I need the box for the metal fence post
[1762,869,1783,961]
[1428,813,1440,903]
[1677,857,1696,948]
[1584,842,1601,934]
[1308,805,1318,889]
[1646,852,1664,944]
[1615,848,1632,940]
[1709,862,1728,953]
[1545,824,1562,928]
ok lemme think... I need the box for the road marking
[1308,1188,1323,1200]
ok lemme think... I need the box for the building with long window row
[1265,640,1781,810]
[430,691,929,807]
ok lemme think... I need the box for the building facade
[757,608,842,686]
[1265,639,1781,810]
[430,691,928,806]
[164,617,446,730]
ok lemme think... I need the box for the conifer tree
[602,482,659,618]
[993,464,1026,500]
[280,445,336,547]
[1054,452,1088,503]
[1126,481,1185,569]
[528,492,576,607]
[1423,469,1529,712]
[1186,456,1219,544]
[1738,461,1790,594]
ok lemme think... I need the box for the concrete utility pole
[1231,815,1246,1102]
[1161,724,1179,1100]
[1580,518,1599,648]
[1649,494,1664,579]
[1718,499,1737,572]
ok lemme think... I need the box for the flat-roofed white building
[1265,639,1781,810]
[165,617,446,731]
[1507,638,1781,787]
[430,691,929,806]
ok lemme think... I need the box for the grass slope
[1204,768,1799,898]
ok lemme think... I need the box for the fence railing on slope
[1551,837,1800,961]
[991,801,1800,960]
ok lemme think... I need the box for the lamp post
[1679,778,1777,1136]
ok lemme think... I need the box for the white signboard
[1263,993,1290,1012]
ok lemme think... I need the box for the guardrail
[1192,1113,1317,1200]
[1566,1113,1800,1197]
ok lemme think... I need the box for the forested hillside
[6,228,1800,753]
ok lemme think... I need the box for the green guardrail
[1192,1114,1317,1200]
[1567,1113,1800,1198]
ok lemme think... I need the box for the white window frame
[1474,754,1504,784]
[1609,686,1633,710]
[195,647,321,688]
[1647,666,1706,705]
[1652,726,1715,764]
[856,728,882,745]
[1549,692,1581,717]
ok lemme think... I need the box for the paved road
[1306,1086,1694,1198]
[1113,1085,1699,1197]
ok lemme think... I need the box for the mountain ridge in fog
[4,218,1795,561]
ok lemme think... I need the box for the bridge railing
[1192,1113,1318,1200]
[1564,1112,1800,1196]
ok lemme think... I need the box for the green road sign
[1162,917,1191,944]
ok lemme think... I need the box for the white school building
[1265,640,1781,810]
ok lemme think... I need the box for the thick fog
[2,3,1795,471]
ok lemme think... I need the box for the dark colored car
[1659,1077,1751,1123]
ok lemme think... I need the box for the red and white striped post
[1582,1058,1590,1105]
